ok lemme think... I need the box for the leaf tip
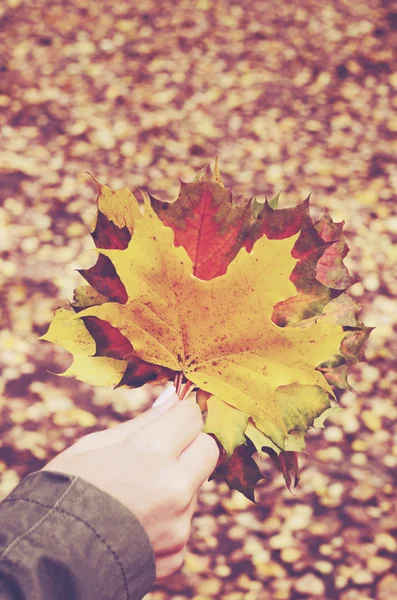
[178,176,188,189]
[213,155,224,186]
[85,171,102,193]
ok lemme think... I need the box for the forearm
[0,471,155,600]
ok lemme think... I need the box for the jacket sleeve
[0,470,156,600]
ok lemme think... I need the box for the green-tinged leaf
[73,285,109,310]
[251,419,286,450]
[245,197,337,325]
[245,420,282,454]
[204,396,250,458]
[275,384,333,432]
[246,423,306,455]
[269,189,283,209]
[284,431,306,452]
[317,353,346,369]
[292,294,362,329]
[245,385,329,458]
[252,190,282,220]
[313,406,344,429]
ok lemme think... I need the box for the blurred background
[0,0,396,598]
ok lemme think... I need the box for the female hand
[42,386,219,579]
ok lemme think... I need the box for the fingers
[144,397,204,458]
[177,432,220,491]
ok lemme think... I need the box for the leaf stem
[174,373,195,399]
[180,379,195,400]
[174,372,183,395]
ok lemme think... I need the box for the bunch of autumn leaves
[42,161,371,501]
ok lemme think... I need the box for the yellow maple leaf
[41,162,372,499]
[59,193,345,439]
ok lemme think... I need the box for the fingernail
[152,385,177,407]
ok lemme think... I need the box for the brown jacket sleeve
[0,470,156,600]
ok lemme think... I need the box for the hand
[41,386,219,579]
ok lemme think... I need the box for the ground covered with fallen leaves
[1,0,397,598]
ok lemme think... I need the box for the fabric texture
[0,470,156,600]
